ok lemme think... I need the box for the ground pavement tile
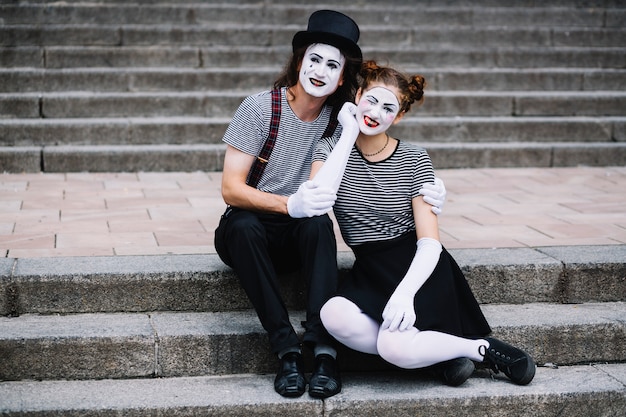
[108,218,203,233]
[55,231,158,250]
[1,167,624,258]
[0,199,22,213]
[7,247,115,258]
[13,218,110,234]
[0,233,56,251]
[154,231,213,247]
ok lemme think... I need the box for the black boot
[274,352,306,397]
[308,354,341,399]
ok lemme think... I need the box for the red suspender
[246,88,282,187]
[245,88,339,188]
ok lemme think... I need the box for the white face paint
[356,85,401,136]
[298,44,345,98]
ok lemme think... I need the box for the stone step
[3,45,624,69]
[0,363,624,417]
[2,68,624,93]
[2,246,624,316]
[1,302,625,381]
[4,91,626,119]
[2,0,624,5]
[1,3,623,27]
[1,116,623,147]
[3,141,626,173]
[3,24,625,48]
[218,46,626,70]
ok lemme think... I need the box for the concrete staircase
[1,1,626,415]
[0,245,625,414]
[1,0,625,172]
[1,247,625,415]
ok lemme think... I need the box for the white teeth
[310,78,325,87]
[364,116,378,127]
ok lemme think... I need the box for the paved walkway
[1,167,624,258]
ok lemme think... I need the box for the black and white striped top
[314,137,435,246]
[222,87,341,196]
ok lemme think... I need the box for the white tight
[320,296,487,369]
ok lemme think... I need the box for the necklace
[358,134,390,157]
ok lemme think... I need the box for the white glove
[419,177,446,215]
[287,181,336,218]
[382,238,442,332]
[381,287,416,333]
[313,102,359,193]
[336,101,359,137]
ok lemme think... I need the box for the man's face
[356,84,401,135]
[298,43,345,98]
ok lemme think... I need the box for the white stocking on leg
[320,296,380,355]
[377,328,486,369]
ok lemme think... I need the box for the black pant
[215,207,338,354]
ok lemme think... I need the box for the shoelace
[479,344,515,374]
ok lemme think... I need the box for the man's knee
[224,211,266,241]
[216,210,265,265]
[297,214,334,239]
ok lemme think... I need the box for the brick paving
[1,166,625,258]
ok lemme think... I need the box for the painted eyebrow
[365,94,398,108]
[309,53,342,66]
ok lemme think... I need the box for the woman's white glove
[313,102,359,193]
[337,102,359,137]
[419,177,446,215]
[382,238,442,332]
[381,287,416,333]
[287,181,336,218]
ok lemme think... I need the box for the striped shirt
[222,87,341,196]
[314,138,435,246]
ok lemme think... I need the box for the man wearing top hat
[215,10,363,399]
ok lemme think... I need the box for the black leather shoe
[309,354,341,399]
[428,357,475,387]
[274,352,306,397]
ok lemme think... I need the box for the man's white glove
[382,238,442,332]
[419,177,446,215]
[287,181,336,218]
[313,102,359,193]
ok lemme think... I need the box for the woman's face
[355,83,401,136]
[298,43,345,98]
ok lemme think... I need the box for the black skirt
[338,232,491,339]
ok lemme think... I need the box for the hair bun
[357,60,425,113]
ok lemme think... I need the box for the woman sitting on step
[311,60,537,387]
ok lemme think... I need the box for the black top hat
[292,10,362,60]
